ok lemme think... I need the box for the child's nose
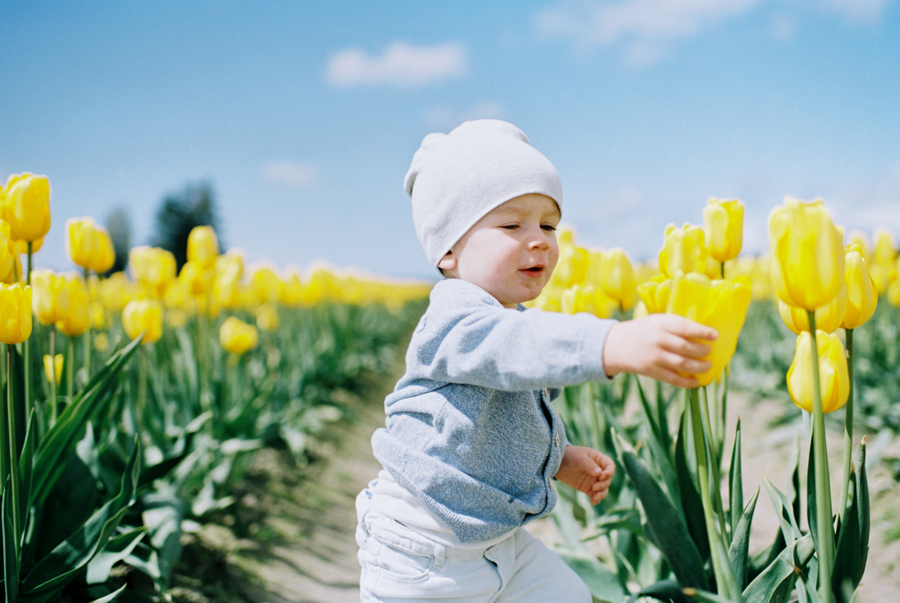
[527,228,550,249]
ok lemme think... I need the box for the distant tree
[150,182,224,270]
[104,206,131,276]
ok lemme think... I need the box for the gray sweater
[371,278,615,543]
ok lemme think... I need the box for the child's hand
[602,314,718,388]
[554,446,616,505]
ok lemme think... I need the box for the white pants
[356,492,591,602]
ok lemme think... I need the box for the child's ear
[437,252,456,271]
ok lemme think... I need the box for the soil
[169,375,900,602]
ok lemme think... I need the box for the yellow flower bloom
[0,283,33,344]
[57,276,91,337]
[255,303,280,331]
[220,316,258,355]
[122,298,163,344]
[661,273,752,387]
[777,282,847,335]
[768,196,844,310]
[187,225,219,269]
[67,217,115,273]
[658,223,708,278]
[841,244,878,330]
[599,248,636,309]
[130,246,176,297]
[250,266,285,304]
[31,269,69,325]
[552,240,589,288]
[179,260,213,296]
[0,220,17,283]
[43,354,64,385]
[703,198,744,263]
[787,330,849,414]
[2,173,51,242]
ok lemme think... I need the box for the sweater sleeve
[410,279,615,391]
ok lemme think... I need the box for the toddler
[356,119,716,602]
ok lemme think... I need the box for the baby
[356,119,716,602]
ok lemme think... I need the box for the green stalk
[807,310,835,603]
[83,267,92,376]
[699,387,728,538]
[839,328,854,518]
[6,346,21,553]
[49,327,57,426]
[689,388,740,600]
[66,336,76,401]
[24,242,33,421]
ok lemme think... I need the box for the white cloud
[326,42,466,88]
[424,101,507,130]
[533,0,891,64]
[260,160,319,189]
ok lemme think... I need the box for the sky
[2,0,899,282]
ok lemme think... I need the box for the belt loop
[433,542,446,568]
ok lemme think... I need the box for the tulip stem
[49,328,57,426]
[67,336,76,400]
[688,388,740,601]
[83,267,92,376]
[6,345,21,557]
[839,328,854,518]
[807,311,835,603]
[24,242,33,423]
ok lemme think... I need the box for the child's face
[438,193,560,308]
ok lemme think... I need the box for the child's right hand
[602,314,717,388]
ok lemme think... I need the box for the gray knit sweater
[371,278,615,543]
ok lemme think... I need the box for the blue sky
[2,0,899,281]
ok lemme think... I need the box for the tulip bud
[0,283,33,344]
[122,298,164,344]
[777,282,847,335]
[57,276,91,337]
[130,246,177,297]
[2,173,51,242]
[658,223,708,278]
[251,266,285,304]
[768,196,844,311]
[220,316,258,355]
[187,225,219,269]
[703,198,744,263]
[43,354,64,385]
[841,245,877,329]
[599,248,636,309]
[67,217,113,272]
[663,273,751,387]
[787,330,849,414]
[0,220,17,283]
[255,303,280,331]
[31,269,69,325]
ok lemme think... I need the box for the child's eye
[541,224,557,232]
[501,224,519,230]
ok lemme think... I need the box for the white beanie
[404,119,563,268]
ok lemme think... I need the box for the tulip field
[1,173,900,603]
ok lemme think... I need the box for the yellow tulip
[57,276,91,337]
[0,220,17,283]
[281,273,305,307]
[636,275,669,314]
[179,260,213,296]
[255,303,280,331]
[768,196,844,310]
[553,240,589,288]
[2,173,51,242]
[130,246,176,296]
[251,266,285,304]
[67,217,115,273]
[14,237,43,255]
[872,228,895,267]
[703,198,744,264]
[841,244,877,329]
[662,273,752,387]
[658,223,708,278]
[122,298,163,344]
[599,248,636,309]
[219,316,258,355]
[187,225,219,269]
[777,282,846,335]
[787,330,849,414]
[888,277,900,307]
[31,269,69,325]
[43,354,64,385]
[0,283,33,344]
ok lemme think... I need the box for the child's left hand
[554,446,616,505]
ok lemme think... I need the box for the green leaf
[832,439,870,600]
[85,527,147,584]
[2,479,19,603]
[729,488,759,588]
[743,534,815,603]
[31,336,142,507]
[728,419,744,539]
[614,430,709,590]
[557,551,626,602]
[628,578,693,603]
[21,437,141,599]
[674,415,710,561]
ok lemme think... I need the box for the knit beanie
[404,119,563,268]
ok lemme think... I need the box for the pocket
[360,514,440,592]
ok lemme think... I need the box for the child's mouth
[521,266,544,276]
